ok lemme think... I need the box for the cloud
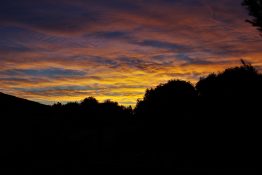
[0,0,262,105]
[15,85,95,94]
[1,68,86,78]
[133,40,190,51]
[0,1,98,34]
[93,31,131,40]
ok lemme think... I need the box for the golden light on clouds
[0,0,262,105]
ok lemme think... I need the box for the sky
[0,0,262,106]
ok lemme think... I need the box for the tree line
[1,63,261,173]
[1,0,261,173]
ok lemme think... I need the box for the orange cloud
[0,0,262,105]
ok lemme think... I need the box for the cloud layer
[0,0,262,105]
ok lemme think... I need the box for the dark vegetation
[0,1,260,174]
[243,0,262,35]
[1,63,260,174]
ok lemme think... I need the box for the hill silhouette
[0,92,48,112]
[1,64,260,174]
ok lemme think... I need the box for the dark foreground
[1,65,260,174]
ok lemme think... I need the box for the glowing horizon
[1,0,262,106]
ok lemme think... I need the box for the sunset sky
[1,0,262,106]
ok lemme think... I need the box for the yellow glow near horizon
[0,0,262,106]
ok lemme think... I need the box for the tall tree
[242,0,262,35]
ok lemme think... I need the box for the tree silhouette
[194,62,261,167]
[135,80,196,119]
[80,96,99,107]
[1,64,261,171]
[242,0,262,35]
[196,62,262,97]
[134,80,197,168]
